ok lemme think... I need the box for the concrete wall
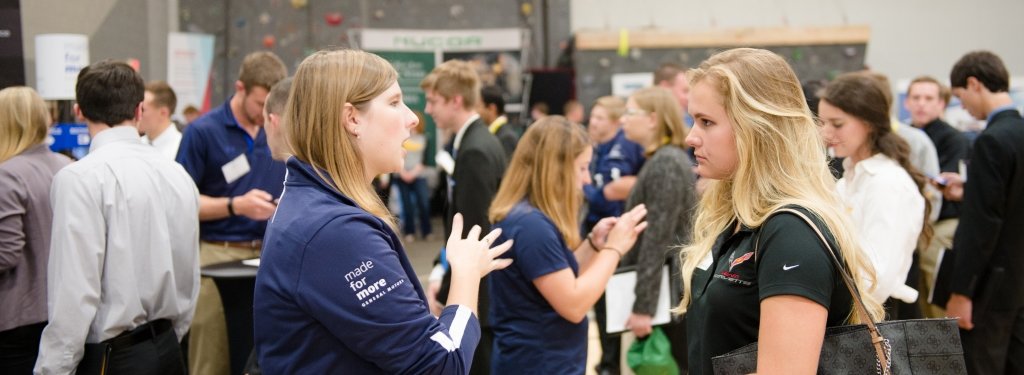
[570,0,1024,87]
[20,0,1022,97]
[20,0,177,86]
[178,0,572,105]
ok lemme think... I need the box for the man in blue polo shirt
[175,51,287,375]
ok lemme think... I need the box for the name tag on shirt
[697,251,714,271]
[222,154,251,184]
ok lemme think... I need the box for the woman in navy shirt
[488,116,648,374]
[254,49,513,374]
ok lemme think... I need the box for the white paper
[242,258,260,267]
[435,151,455,175]
[35,34,89,100]
[927,249,946,304]
[611,72,654,98]
[221,153,251,184]
[604,265,673,334]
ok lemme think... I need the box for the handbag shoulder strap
[757,207,891,374]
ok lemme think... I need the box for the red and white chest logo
[729,252,754,272]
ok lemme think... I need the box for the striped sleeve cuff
[434,305,481,355]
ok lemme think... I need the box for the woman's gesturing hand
[603,204,648,257]
[445,213,514,278]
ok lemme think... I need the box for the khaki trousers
[919,218,958,318]
[189,242,260,375]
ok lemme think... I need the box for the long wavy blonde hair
[0,87,50,164]
[675,48,884,323]
[489,116,590,248]
[285,49,398,228]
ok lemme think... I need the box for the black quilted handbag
[710,208,967,375]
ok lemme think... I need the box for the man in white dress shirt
[139,81,182,159]
[34,61,200,375]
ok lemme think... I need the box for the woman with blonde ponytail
[254,50,514,374]
[678,48,884,374]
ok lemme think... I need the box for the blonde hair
[629,87,688,156]
[0,87,51,164]
[420,59,480,110]
[285,50,397,228]
[593,96,625,122]
[489,116,590,248]
[675,48,884,323]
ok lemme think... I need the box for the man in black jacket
[905,76,972,318]
[479,85,519,159]
[421,59,508,375]
[942,50,1024,374]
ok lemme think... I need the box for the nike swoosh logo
[783,264,800,271]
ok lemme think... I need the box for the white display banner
[359,28,524,52]
[167,32,215,117]
[35,34,88,100]
[611,72,654,98]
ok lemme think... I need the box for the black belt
[103,319,173,350]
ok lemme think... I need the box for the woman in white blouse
[818,72,932,314]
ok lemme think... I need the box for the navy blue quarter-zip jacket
[254,157,480,374]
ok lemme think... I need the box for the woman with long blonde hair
[678,48,884,374]
[0,86,72,374]
[253,50,513,374]
[488,116,647,374]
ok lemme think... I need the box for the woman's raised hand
[445,213,514,278]
[603,204,648,257]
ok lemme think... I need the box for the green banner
[374,50,437,166]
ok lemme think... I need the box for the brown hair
[76,60,144,126]
[908,76,952,106]
[265,77,293,116]
[145,80,177,114]
[822,72,933,249]
[950,51,1009,92]
[239,51,288,92]
[489,116,590,248]
[420,59,480,110]
[654,63,684,85]
[563,100,582,114]
[629,87,688,156]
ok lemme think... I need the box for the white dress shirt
[837,153,925,304]
[35,126,200,375]
[141,123,182,160]
[452,113,480,154]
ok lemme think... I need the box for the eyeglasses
[623,108,647,117]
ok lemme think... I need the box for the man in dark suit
[905,76,972,319]
[941,50,1024,374]
[479,85,520,158]
[421,59,508,375]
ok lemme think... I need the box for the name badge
[697,251,714,271]
[222,153,251,184]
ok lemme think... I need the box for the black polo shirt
[685,207,853,374]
